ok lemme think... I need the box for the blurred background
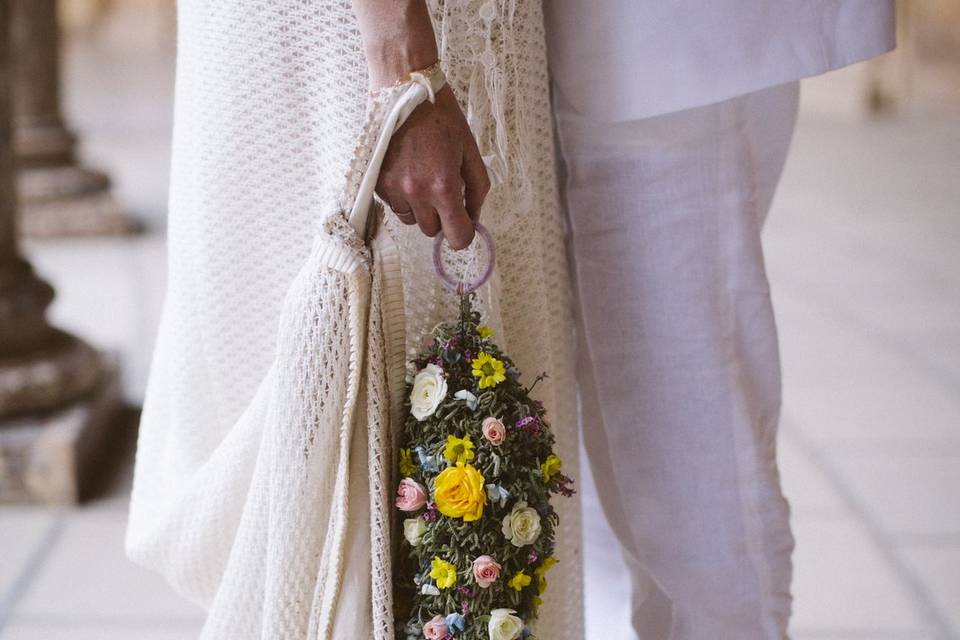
[0,1,957,639]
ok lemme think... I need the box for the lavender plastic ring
[432,222,495,295]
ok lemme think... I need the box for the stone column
[0,1,121,504]
[11,0,133,237]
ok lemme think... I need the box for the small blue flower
[445,612,466,634]
[453,389,478,411]
[415,446,439,473]
[485,483,510,506]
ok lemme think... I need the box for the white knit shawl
[127,2,583,638]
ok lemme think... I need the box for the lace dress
[126,1,583,638]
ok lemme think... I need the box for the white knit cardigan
[126,1,583,638]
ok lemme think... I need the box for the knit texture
[126,1,582,638]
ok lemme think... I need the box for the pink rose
[472,554,502,588]
[395,478,427,512]
[482,417,506,446]
[423,614,448,639]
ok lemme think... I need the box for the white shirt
[544,0,896,122]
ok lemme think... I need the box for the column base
[0,353,123,504]
[17,165,139,237]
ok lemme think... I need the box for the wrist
[367,42,438,88]
[360,2,438,88]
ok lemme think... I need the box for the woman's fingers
[394,209,417,225]
[437,203,475,250]
[430,175,473,250]
[461,141,491,222]
[411,201,442,238]
[379,177,475,250]
[385,197,417,225]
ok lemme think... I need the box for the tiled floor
[1,20,959,640]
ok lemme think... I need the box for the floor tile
[1,619,202,640]
[789,520,923,634]
[773,292,960,444]
[902,326,960,390]
[899,545,960,636]
[791,632,934,640]
[11,510,203,620]
[0,509,59,606]
[828,453,960,537]
[778,438,847,521]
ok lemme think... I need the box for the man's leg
[554,82,800,639]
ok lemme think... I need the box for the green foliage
[394,295,574,640]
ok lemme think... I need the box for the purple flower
[515,416,545,436]
[515,416,534,431]
[556,473,577,498]
[422,501,440,522]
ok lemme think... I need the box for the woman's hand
[375,85,490,249]
[352,0,489,249]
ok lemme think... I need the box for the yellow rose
[541,454,562,482]
[430,556,457,589]
[434,462,487,522]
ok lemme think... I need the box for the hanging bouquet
[393,265,576,640]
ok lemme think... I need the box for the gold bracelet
[399,60,446,103]
[368,60,446,100]
[395,59,443,85]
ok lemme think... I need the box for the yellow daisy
[540,454,562,482]
[477,325,494,339]
[430,556,458,589]
[443,434,475,465]
[535,556,557,595]
[508,570,532,592]
[471,352,507,389]
[399,448,417,476]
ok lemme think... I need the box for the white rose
[501,501,542,547]
[488,608,524,640]
[403,517,428,547]
[410,363,448,421]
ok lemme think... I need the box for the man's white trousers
[554,81,801,639]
